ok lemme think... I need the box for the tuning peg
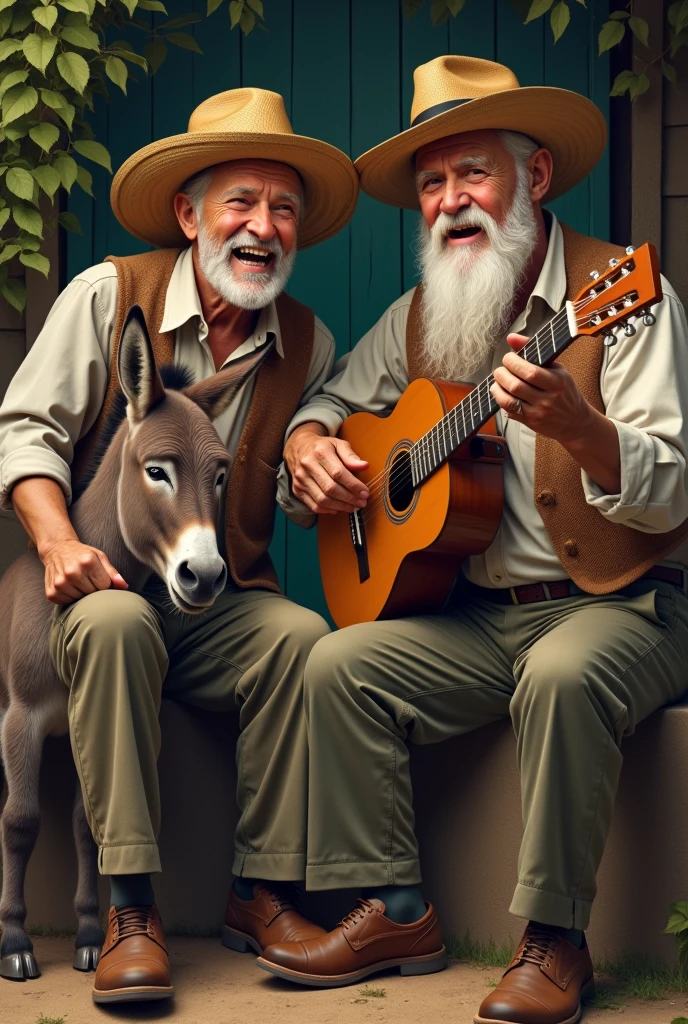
[643,312,656,327]
[609,258,619,268]
[623,297,634,307]
[603,332,617,347]
[623,322,636,337]
[621,266,630,276]
[604,278,613,289]
[625,245,636,255]
[590,270,600,280]
[607,305,618,317]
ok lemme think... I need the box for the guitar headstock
[572,243,662,346]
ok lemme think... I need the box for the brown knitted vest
[406,223,688,593]
[72,248,314,592]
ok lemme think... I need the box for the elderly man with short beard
[270,57,688,1024]
[0,88,359,1005]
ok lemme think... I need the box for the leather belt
[469,566,686,606]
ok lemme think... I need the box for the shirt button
[493,574,502,582]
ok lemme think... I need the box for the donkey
[0,305,273,981]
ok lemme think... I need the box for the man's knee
[268,599,330,657]
[304,624,380,704]
[60,589,159,645]
[514,645,624,723]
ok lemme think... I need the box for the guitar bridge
[349,509,370,584]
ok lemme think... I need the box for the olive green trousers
[303,579,688,929]
[49,580,329,878]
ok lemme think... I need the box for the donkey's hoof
[0,951,41,981]
[73,945,100,972]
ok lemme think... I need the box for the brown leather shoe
[475,924,595,1024]
[92,905,173,1004]
[256,897,447,987]
[222,882,326,955]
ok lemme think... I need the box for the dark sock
[109,873,154,910]
[564,927,585,949]
[233,876,259,901]
[363,885,426,924]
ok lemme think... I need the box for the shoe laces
[339,898,376,931]
[264,882,299,915]
[114,906,153,939]
[519,926,558,969]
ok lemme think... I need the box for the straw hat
[111,88,359,250]
[355,55,607,208]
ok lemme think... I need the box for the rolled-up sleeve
[0,267,116,510]
[582,278,688,533]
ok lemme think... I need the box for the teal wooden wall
[67,0,611,621]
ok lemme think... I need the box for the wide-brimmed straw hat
[111,87,359,250]
[355,55,607,208]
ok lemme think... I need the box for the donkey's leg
[0,704,44,981]
[72,784,103,971]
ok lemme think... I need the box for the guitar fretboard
[410,304,576,486]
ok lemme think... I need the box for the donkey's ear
[117,306,166,423]
[184,338,275,422]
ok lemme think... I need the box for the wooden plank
[663,125,688,197]
[400,7,450,293]
[449,0,495,60]
[588,0,611,242]
[664,42,688,128]
[152,0,195,141]
[285,0,352,617]
[350,0,403,349]
[631,0,663,252]
[0,331,26,400]
[496,0,543,87]
[663,196,688,308]
[193,0,241,101]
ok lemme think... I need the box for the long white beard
[197,225,296,311]
[417,173,538,381]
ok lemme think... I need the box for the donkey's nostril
[214,563,227,591]
[177,561,197,586]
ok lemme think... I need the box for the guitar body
[318,378,505,628]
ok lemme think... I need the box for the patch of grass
[485,978,498,988]
[359,986,386,998]
[445,932,514,968]
[36,1016,66,1024]
[585,983,623,1011]
[27,925,75,938]
[594,953,687,1001]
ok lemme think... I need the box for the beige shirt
[0,247,334,518]
[283,214,688,587]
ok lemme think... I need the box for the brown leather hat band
[410,97,471,127]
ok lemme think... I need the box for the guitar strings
[358,307,602,527]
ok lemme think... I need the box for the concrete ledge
[5,699,687,962]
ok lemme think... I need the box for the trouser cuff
[510,882,592,930]
[305,858,422,891]
[99,842,162,876]
[233,850,306,881]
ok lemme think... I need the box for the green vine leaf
[23,31,58,71]
[52,153,77,190]
[207,0,223,12]
[12,202,43,236]
[609,10,629,19]
[550,1,569,42]
[0,69,28,97]
[598,19,625,55]
[40,88,75,130]
[75,163,93,195]
[1,278,27,312]
[628,16,649,48]
[0,37,24,60]
[5,166,34,200]
[137,0,166,9]
[28,121,60,152]
[118,0,137,15]
[73,138,113,172]
[164,31,202,53]
[0,208,9,229]
[143,37,166,71]
[238,6,254,33]
[159,12,201,28]
[57,50,90,93]
[629,72,650,100]
[228,0,242,28]
[58,0,92,12]
[31,162,61,196]
[662,59,678,85]
[0,242,20,263]
[610,68,635,96]
[402,0,423,14]
[32,5,58,30]
[105,54,127,92]
[525,0,554,24]
[246,0,262,15]
[60,23,101,50]
[58,209,82,232]
[2,84,38,125]
[19,249,49,275]
[0,0,19,12]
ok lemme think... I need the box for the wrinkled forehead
[132,392,229,462]
[207,159,303,199]
[414,129,508,173]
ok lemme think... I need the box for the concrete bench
[8,696,688,964]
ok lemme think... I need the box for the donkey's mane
[72,363,196,503]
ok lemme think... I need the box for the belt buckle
[509,586,519,605]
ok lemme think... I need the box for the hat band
[410,97,471,128]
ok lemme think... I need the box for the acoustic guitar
[318,243,663,628]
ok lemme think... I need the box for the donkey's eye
[146,466,171,484]
[216,472,226,488]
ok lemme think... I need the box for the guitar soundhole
[385,444,418,522]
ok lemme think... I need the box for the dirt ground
[1,937,685,1024]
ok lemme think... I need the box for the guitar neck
[410,302,578,487]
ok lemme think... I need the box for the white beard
[197,225,296,311]
[417,171,538,381]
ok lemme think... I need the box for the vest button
[537,489,556,507]
[564,539,578,557]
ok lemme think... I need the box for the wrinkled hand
[490,333,594,443]
[284,424,370,515]
[40,538,128,605]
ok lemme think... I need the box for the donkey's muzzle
[175,556,227,607]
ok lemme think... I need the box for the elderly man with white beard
[0,88,360,1005]
[269,57,688,1024]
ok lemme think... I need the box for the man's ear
[184,339,275,422]
[174,191,198,242]
[528,148,554,203]
[117,305,166,423]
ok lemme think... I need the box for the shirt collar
[511,210,566,334]
[159,247,284,358]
